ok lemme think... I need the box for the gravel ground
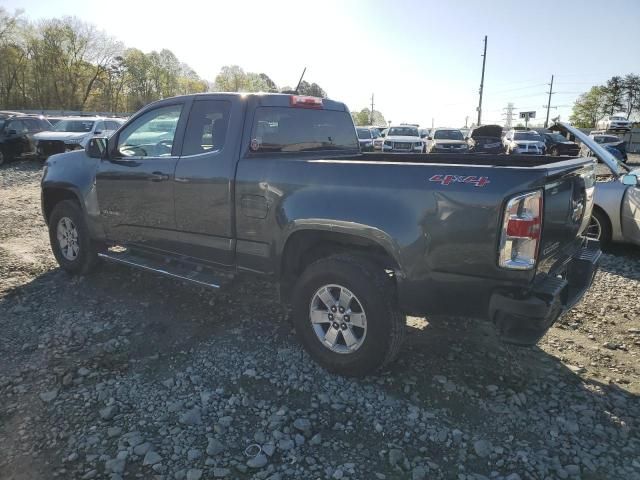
[1,159,639,480]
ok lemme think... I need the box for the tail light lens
[499,190,543,270]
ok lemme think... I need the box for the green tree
[603,76,625,115]
[297,80,327,98]
[570,86,608,128]
[622,74,640,119]
[351,108,386,126]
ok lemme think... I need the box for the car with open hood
[426,128,468,153]
[552,123,639,246]
[503,129,546,155]
[381,125,423,153]
[466,125,503,154]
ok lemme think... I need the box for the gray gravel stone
[186,469,203,480]
[473,439,492,458]
[206,438,225,456]
[142,450,162,466]
[39,389,58,403]
[99,405,118,421]
[247,453,268,469]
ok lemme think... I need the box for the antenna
[294,67,307,94]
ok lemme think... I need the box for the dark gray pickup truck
[41,93,602,376]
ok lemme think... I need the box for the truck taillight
[290,95,323,109]
[499,190,543,270]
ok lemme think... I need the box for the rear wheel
[48,200,99,274]
[291,255,405,377]
[585,209,611,245]
[0,150,5,166]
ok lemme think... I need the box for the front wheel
[48,200,99,274]
[292,255,405,376]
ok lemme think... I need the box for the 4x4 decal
[429,174,490,187]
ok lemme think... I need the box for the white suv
[503,129,546,155]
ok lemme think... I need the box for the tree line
[0,9,330,113]
[570,74,640,128]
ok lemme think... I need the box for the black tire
[588,208,612,246]
[291,254,405,377]
[48,200,99,274]
[0,150,6,166]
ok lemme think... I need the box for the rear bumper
[489,239,601,345]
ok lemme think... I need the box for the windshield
[546,133,568,143]
[611,116,625,121]
[53,120,95,133]
[514,132,541,141]
[434,129,464,140]
[388,127,419,137]
[357,128,372,139]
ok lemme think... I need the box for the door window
[182,100,231,156]
[7,120,27,134]
[117,105,182,158]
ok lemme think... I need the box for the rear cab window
[249,107,358,154]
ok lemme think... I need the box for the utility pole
[465,116,469,128]
[370,93,375,124]
[476,35,487,126]
[544,74,554,128]
[431,117,434,129]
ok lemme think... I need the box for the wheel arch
[42,186,83,225]
[278,226,403,303]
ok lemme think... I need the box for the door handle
[149,172,169,182]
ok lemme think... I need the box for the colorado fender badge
[429,174,490,187]
[250,138,260,151]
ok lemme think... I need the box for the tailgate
[537,159,595,273]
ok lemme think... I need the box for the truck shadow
[1,264,638,477]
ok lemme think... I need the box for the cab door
[95,101,188,252]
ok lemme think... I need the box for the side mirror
[622,174,639,186]
[8,129,17,135]
[94,130,102,135]
[87,137,108,159]
[427,136,433,141]
[465,136,470,141]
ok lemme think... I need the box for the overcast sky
[8,0,640,127]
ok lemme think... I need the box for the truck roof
[145,92,349,113]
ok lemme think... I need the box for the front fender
[41,150,104,239]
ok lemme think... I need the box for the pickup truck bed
[41,92,601,376]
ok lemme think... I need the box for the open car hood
[551,122,629,175]
[472,125,502,138]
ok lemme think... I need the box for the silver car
[560,124,640,246]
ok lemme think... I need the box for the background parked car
[373,128,387,150]
[580,133,628,162]
[541,132,580,156]
[503,129,546,155]
[0,111,51,165]
[466,125,503,154]
[381,125,423,153]
[596,114,632,132]
[356,127,374,151]
[34,117,124,158]
[426,128,468,153]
